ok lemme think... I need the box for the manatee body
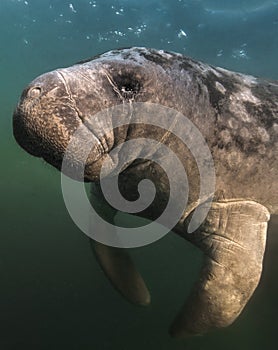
[13,47,278,337]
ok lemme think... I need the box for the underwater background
[1,0,278,348]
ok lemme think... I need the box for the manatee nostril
[28,86,41,98]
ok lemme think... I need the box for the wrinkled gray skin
[13,47,278,337]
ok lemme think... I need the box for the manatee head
[13,48,175,181]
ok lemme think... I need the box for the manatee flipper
[89,183,151,306]
[170,200,270,337]
[91,240,151,305]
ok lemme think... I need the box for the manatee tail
[170,200,270,337]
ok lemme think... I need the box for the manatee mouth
[13,106,64,174]
[13,105,44,158]
[13,95,65,172]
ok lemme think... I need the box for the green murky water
[1,0,278,348]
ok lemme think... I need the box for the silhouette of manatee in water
[13,48,278,337]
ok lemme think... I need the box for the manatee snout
[13,70,104,180]
[13,71,67,156]
[13,82,44,157]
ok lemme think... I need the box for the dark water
[1,0,278,348]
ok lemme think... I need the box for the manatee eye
[114,74,141,100]
[120,84,137,99]
[121,85,133,93]
[28,87,41,98]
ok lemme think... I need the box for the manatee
[13,47,278,337]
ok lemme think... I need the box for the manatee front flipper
[170,200,270,337]
[91,241,151,305]
[89,183,151,306]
